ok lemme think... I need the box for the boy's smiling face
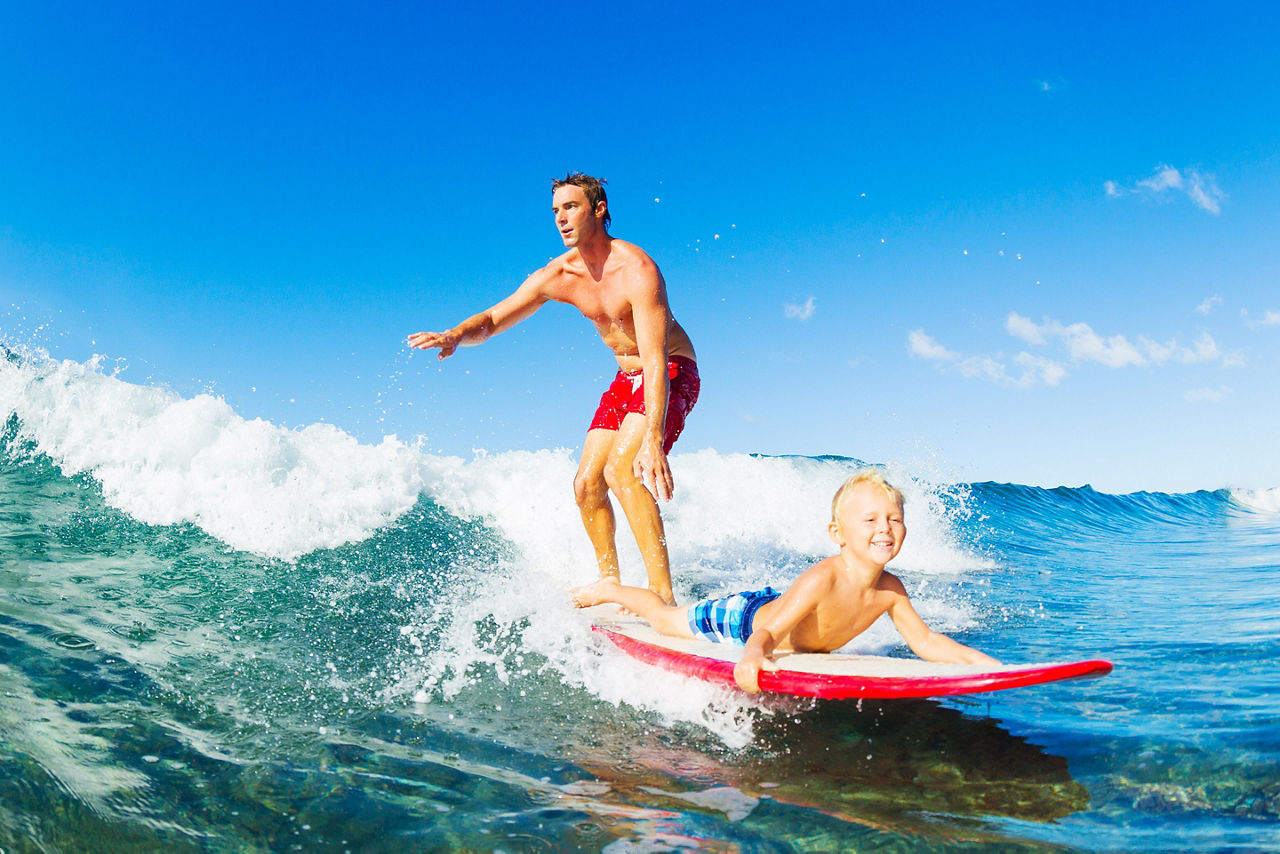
[829,482,906,568]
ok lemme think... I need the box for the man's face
[552,185,602,247]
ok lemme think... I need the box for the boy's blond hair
[831,468,905,522]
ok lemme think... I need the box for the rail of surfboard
[590,618,1113,699]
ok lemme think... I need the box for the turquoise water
[2,349,1279,851]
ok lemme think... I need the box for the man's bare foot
[650,586,676,607]
[570,577,622,608]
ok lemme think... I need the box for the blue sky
[3,1,1278,493]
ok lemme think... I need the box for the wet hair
[831,468,905,523]
[552,172,610,229]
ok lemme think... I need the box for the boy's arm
[407,268,552,359]
[734,572,831,693]
[884,576,1000,666]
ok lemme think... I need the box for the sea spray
[1,347,425,560]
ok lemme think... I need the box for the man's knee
[602,455,641,493]
[574,469,608,506]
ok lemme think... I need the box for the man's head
[552,172,610,229]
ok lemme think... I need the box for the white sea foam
[0,349,424,560]
[1231,487,1280,514]
[1,348,986,571]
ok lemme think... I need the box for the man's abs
[608,320,696,372]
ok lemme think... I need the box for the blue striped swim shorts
[686,587,782,645]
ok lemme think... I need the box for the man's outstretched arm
[408,270,551,359]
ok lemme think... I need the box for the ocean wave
[1,347,424,560]
[0,347,989,578]
[1230,487,1280,514]
[970,480,1235,535]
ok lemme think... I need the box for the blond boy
[571,468,998,693]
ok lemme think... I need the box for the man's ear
[595,201,608,220]
[828,520,843,546]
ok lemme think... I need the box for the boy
[571,468,999,693]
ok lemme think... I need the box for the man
[408,173,698,605]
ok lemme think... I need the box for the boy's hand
[734,653,778,694]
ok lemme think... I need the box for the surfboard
[588,608,1113,700]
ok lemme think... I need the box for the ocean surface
[2,346,1279,852]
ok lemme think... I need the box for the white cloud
[1185,173,1225,215]
[1010,314,1144,367]
[1105,164,1227,214]
[907,330,958,362]
[912,347,1068,389]
[1007,314,1223,369]
[920,313,1234,390]
[1184,332,1221,363]
[1006,312,1047,345]
[1138,165,1184,192]
[784,296,816,321]
[1137,332,1219,365]
[1241,308,1280,329]
[957,356,1010,383]
[1014,352,1068,387]
[1196,294,1222,316]
[1059,322,1146,367]
[1185,386,1231,404]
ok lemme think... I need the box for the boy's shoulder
[786,556,850,599]
[874,568,909,596]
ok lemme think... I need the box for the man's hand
[633,435,674,501]
[407,330,460,360]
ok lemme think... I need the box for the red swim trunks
[588,356,700,453]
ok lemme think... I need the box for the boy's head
[830,468,905,523]
[828,468,907,566]
[551,172,610,229]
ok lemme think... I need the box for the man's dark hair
[552,172,610,229]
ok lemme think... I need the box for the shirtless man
[407,173,697,605]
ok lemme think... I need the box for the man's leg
[602,412,674,605]
[574,428,622,581]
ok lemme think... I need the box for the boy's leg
[602,412,674,606]
[574,428,622,581]
[571,578,693,638]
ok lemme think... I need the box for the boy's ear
[828,520,843,546]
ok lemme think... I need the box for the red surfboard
[589,611,1112,700]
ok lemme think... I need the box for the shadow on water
[551,695,1089,850]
